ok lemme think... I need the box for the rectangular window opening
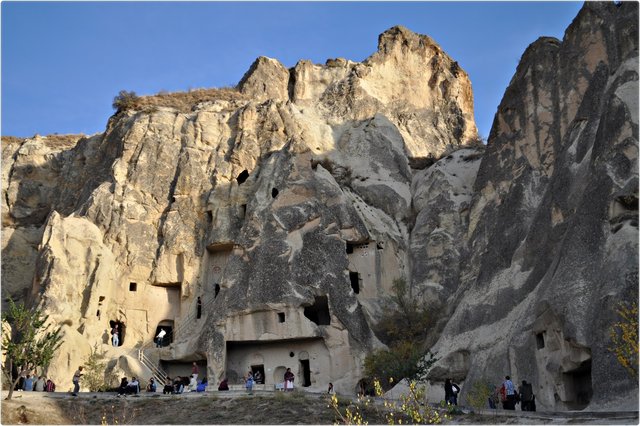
[129,282,137,292]
[536,332,545,349]
[278,312,285,323]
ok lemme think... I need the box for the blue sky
[2,1,583,139]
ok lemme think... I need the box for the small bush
[112,90,139,111]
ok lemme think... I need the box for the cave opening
[108,320,126,346]
[303,296,330,325]
[237,170,249,184]
[349,271,360,294]
[562,359,593,410]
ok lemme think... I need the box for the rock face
[1,4,637,411]
[428,2,638,411]
[2,25,477,395]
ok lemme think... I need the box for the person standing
[72,366,83,396]
[519,380,535,411]
[502,375,516,410]
[196,297,202,319]
[284,368,294,391]
[155,328,166,347]
[444,378,460,405]
[245,371,254,395]
[327,382,334,394]
[111,324,119,347]
[254,370,263,384]
[191,362,199,380]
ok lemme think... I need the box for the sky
[2,1,584,139]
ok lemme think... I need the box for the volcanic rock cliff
[2,2,637,411]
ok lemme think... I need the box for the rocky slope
[1,3,637,412]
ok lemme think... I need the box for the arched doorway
[273,366,286,385]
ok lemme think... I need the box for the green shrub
[82,344,118,391]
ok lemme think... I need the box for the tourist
[23,374,34,391]
[34,376,46,392]
[519,380,536,411]
[163,377,173,394]
[173,376,184,394]
[45,379,56,392]
[189,374,198,392]
[245,371,254,394]
[192,361,199,380]
[196,296,202,319]
[126,377,140,395]
[111,324,119,347]
[117,377,129,396]
[327,382,334,394]
[502,376,516,410]
[72,366,83,396]
[146,377,157,392]
[218,378,229,391]
[444,378,460,405]
[284,368,294,391]
[254,370,263,384]
[155,328,166,348]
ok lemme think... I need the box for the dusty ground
[2,391,638,425]
[1,390,383,425]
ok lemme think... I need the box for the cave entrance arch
[109,320,126,346]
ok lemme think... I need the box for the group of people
[244,367,295,394]
[443,375,536,411]
[16,374,56,392]
[487,376,536,411]
[117,376,141,396]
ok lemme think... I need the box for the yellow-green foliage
[465,380,493,412]
[609,294,638,378]
[329,379,448,425]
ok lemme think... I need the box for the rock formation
[1,2,637,411]
[2,25,477,394]
[427,2,638,411]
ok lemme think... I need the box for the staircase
[136,294,218,386]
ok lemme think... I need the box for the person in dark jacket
[217,378,229,391]
[117,377,129,396]
[519,380,536,411]
[444,378,460,405]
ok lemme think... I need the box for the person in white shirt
[155,328,167,347]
